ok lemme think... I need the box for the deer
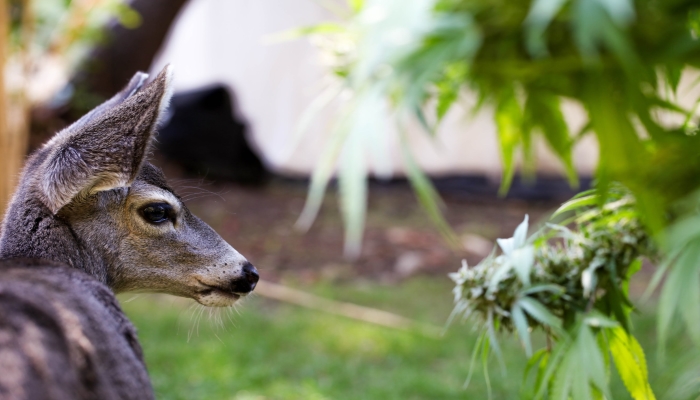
[0,65,259,399]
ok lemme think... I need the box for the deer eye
[140,203,173,224]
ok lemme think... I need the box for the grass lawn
[121,278,699,400]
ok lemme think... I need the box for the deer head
[0,66,258,307]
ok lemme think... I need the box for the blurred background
[1,1,699,399]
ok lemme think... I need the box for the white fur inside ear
[127,73,150,98]
[156,65,175,127]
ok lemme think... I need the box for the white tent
[151,0,603,180]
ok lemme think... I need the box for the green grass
[121,278,699,400]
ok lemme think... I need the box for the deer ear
[38,65,174,214]
[75,71,150,127]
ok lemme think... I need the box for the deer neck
[0,180,109,284]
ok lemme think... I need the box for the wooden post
[0,1,29,219]
[0,0,11,218]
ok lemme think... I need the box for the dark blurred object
[157,85,268,185]
[431,175,593,201]
[74,0,189,101]
[357,175,592,202]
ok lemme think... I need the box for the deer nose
[243,262,259,286]
[232,262,259,293]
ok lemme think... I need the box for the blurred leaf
[622,258,642,299]
[481,333,493,399]
[524,92,578,187]
[512,302,532,356]
[512,246,535,286]
[486,310,506,375]
[348,0,364,13]
[497,214,529,255]
[434,63,467,122]
[553,195,597,217]
[551,323,610,400]
[400,131,460,249]
[603,261,632,332]
[112,3,141,29]
[296,115,353,232]
[267,23,347,43]
[463,331,485,389]
[494,88,523,196]
[534,338,569,399]
[522,348,549,397]
[520,284,565,296]
[338,127,368,258]
[524,0,569,56]
[413,105,435,136]
[287,83,344,162]
[581,264,599,298]
[520,297,562,332]
[659,240,700,347]
[583,312,619,328]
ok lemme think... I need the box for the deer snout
[231,262,259,293]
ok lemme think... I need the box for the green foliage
[301,2,700,397]
[301,0,700,249]
[9,0,138,67]
[450,189,657,398]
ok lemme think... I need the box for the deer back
[0,258,153,400]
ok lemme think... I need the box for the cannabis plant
[450,188,656,398]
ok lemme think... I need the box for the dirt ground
[153,157,561,286]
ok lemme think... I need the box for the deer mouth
[198,285,241,299]
[194,280,246,307]
[198,282,242,300]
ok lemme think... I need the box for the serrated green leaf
[608,327,656,400]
